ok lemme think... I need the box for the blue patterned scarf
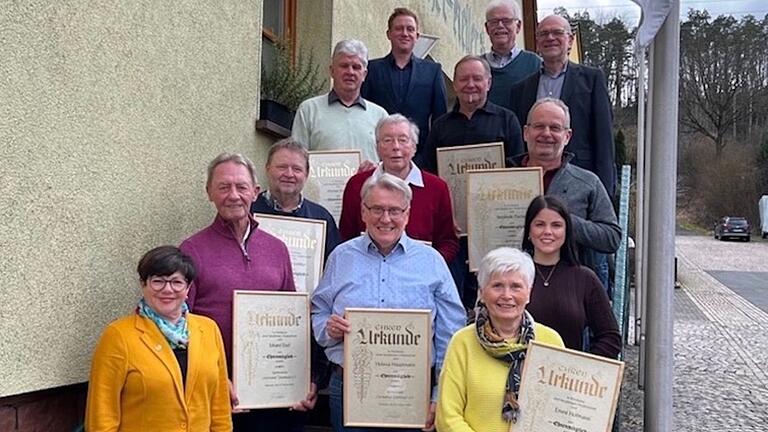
[137,299,189,349]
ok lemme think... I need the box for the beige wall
[0,0,271,396]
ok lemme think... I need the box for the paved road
[620,235,768,431]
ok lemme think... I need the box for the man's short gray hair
[332,39,369,68]
[477,247,535,290]
[527,97,572,129]
[206,153,259,190]
[266,138,310,172]
[375,114,419,147]
[485,0,521,20]
[453,55,491,79]
[360,172,413,206]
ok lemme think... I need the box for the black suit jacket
[361,54,447,165]
[510,62,616,196]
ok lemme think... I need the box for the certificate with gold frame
[436,142,505,236]
[232,291,310,409]
[343,308,432,429]
[466,167,543,272]
[304,150,361,223]
[511,341,625,432]
[253,213,326,294]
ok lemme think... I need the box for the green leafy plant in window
[261,39,327,112]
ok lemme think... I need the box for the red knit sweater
[338,169,459,262]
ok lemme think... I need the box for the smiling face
[141,271,189,323]
[361,185,410,255]
[479,270,531,332]
[266,148,308,199]
[377,121,416,178]
[535,15,574,63]
[454,59,491,108]
[529,208,566,260]
[387,14,419,55]
[524,101,572,166]
[207,161,259,224]
[485,4,521,53]
[330,53,367,95]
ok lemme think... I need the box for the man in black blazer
[361,7,448,167]
[509,14,616,197]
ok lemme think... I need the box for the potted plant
[259,39,327,134]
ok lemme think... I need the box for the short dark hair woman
[85,246,231,431]
[522,195,621,357]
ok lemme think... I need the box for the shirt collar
[262,190,304,213]
[451,100,500,115]
[362,232,409,256]
[541,61,568,79]
[386,52,414,69]
[490,46,520,61]
[373,162,424,188]
[328,89,367,109]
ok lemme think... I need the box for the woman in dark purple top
[522,195,621,358]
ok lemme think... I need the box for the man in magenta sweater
[180,153,311,432]
[338,114,459,262]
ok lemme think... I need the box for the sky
[537,0,768,26]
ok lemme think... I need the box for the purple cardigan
[180,215,295,363]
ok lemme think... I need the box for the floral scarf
[137,299,189,349]
[474,302,536,423]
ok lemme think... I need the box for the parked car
[714,216,751,241]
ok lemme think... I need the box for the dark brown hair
[137,246,197,283]
[522,195,580,266]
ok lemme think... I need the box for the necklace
[536,262,558,287]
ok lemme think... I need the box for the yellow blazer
[85,313,232,432]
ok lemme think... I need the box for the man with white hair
[312,173,465,432]
[292,39,388,166]
[482,0,541,108]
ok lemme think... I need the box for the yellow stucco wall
[0,0,270,396]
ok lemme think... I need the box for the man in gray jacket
[508,97,620,293]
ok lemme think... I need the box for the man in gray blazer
[509,14,616,197]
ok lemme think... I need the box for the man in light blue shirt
[311,173,465,432]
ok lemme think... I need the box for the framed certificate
[466,167,543,271]
[511,341,625,432]
[253,213,326,294]
[305,150,361,223]
[436,142,505,236]
[343,308,432,428]
[232,291,310,409]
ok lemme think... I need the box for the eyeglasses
[380,136,412,146]
[148,277,189,292]
[528,122,568,134]
[486,18,518,27]
[363,203,408,218]
[535,29,570,39]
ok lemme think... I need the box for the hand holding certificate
[232,291,310,409]
[512,341,625,432]
[343,308,432,428]
[467,168,543,271]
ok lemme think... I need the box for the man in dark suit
[361,7,447,168]
[509,14,616,197]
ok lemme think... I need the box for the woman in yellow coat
[85,246,232,431]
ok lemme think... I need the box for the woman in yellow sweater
[436,247,564,432]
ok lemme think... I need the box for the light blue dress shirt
[311,233,465,374]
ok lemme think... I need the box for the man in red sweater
[338,114,459,262]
